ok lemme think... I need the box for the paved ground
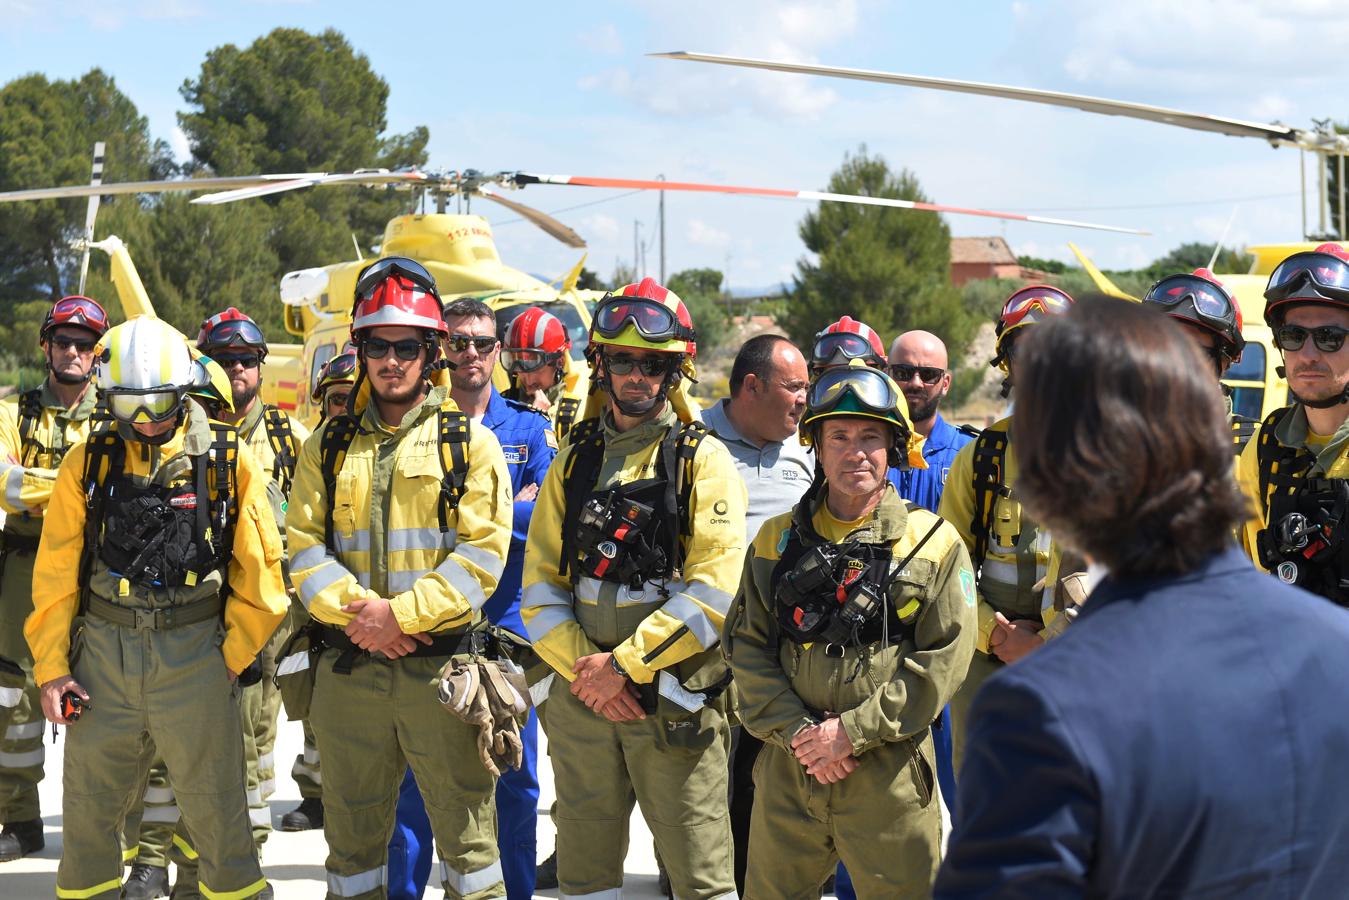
[4,716,670,899]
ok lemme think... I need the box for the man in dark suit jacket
[935,296,1349,898]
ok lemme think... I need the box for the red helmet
[42,295,109,341]
[197,307,267,357]
[590,278,696,357]
[994,284,1074,365]
[351,257,448,336]
[503,307,570,374]
[1143,268,1244,364]
[1263,243,1349,325]
[812,316,886,371]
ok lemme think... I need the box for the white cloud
[578,213,621,244]
[687,218,731,248]
[578,23,624,56]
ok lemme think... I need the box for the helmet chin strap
[1276,364,1349,409]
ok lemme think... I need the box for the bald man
[886,331,977,513]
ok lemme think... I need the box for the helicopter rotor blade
[77,141,105,295]
[0,173,333,204]
[190,169,431,205]
[652,51,1307,147]
[476,188,587,248]
[513,172,1148,235]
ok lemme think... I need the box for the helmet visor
[501,348,560,373]
[807,366,899,417]
[1001,288,1072,329]
[355,258,440,303]
[593,298,693,343]
[1145,274,1236,324]
[1266,252,1349,303]
[104,388,184,424]
[811,332,881,368]
[47,296,109,337]
[202,317,266,350]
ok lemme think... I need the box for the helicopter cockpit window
[1222,342,1265,420]
[496,302,590,360]
[310,343,337,398]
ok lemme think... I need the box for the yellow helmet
[799,363,925,470]
[588,278,697,356]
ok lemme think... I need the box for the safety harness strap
[555,397,581,441]
[17,389,42,469]
[1256,406,1310,519]
[262,405,298,496]
[969,427,1009,566]
[1231,413,1259,455]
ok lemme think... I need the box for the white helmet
[96,316,209,424]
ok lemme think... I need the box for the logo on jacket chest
[502,444,528,464]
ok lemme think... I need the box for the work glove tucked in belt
[436,659,530,776]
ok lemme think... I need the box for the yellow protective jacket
[1235,404,1349,566]
[725,486,976,753]
[0,382,102,538]
[521,403,747,685]
[287,383,512,634]
[26,403,289,684]
[236,400,310,530]
[938,417,1063,653]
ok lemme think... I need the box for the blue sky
[3,0,1346,288]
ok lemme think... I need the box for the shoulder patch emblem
[501,444,528,464]
[959,568,977,607]
[545,430,558,449]
[776,527,791,554]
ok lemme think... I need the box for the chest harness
[1256,406,1349,605]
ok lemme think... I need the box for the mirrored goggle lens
[811,332,875,364]
[1269,254,1349,294]
[205,318,266,348]
[106,390,182,423]
[594,300,679,339]
[323,353,358,380]
[808,366,896,412]
[502,349,551,372]
[53,297,109,329]
[355,258,438,300]
[1003,289,1071,317]
[1148,277,1233,319]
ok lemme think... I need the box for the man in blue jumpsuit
[388,299,557,900]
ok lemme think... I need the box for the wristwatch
[609,654,629,679]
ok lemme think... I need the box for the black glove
[236,658,264,687]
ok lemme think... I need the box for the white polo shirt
[701,398,814,544]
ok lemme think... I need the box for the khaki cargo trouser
[542,674,736,900]
[745,731,941,900]
[310,646,503,900]
[0,547,44,824]
[949,648,1001,771]
[58,615,265,899]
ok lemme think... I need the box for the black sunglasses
[1274,325,1349,354]
[212,353,262,370]
[889,364,945,385]
[51,336,97,353]
[363,337,426,361]
[446,335,499,354]
[605,353,674,377]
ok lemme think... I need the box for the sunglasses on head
[212,353,262,370]
[604,353,675,377]
[50,335,97,353]
[1274,324,1349,354]
[888,363,945,385]
[363,337,426,361]
[446,334,499,354]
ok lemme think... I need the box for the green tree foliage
[1144,241,1252,278]
[178,28,429,278]
[786,147,974,364]
[667,267,730,350]
[1016,255,1066,274]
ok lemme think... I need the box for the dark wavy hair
[1010,295,1247,577]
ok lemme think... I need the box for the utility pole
[658,173,666,282]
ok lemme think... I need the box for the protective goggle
[321,352,358,382]
[201,317,266,350]
[593,297,695,343]
[355,257,440,302]
[1144,274,1237,329]
[888,363,945,385]
[807,365,900,417]
[47,296,109,335]
[811,332,882,368]
[1001,287,1073,329]
[102,387,185,425]
[1274,324,1349,354]
[502,347,563,373]
[1266,252,1349,303]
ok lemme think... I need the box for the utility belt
[85,594,222,631]
[318,624,490,674]
[595,641,732,716]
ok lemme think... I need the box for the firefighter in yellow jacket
[27,315,288,900]
[0,295,110,863]
[726,364,975,898]
[287,257,512,900]
[522,279,746,900]
[937,285,1074,768]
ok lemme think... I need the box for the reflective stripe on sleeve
[388,527,457,552]
[660,592,720,649]
[434,556,488,611]
[523,605,573,643]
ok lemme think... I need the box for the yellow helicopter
[0,158,1149,427]
[653,50,1349,419]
